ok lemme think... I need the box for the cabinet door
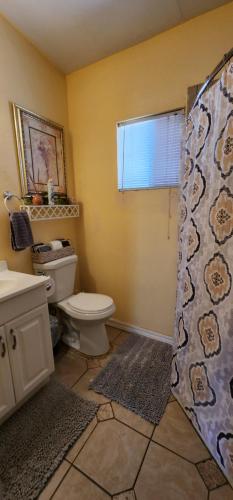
[0,327,15,419]
[6,304,54,403]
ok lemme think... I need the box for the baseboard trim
[107,318,174,345]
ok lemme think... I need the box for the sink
[0,261,51,326]
[0,278,19,293]
[0,261,49,303]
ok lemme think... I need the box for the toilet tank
[33,254,78,303]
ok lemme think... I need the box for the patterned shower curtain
[172,59,233,486]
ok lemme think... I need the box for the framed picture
[12,103,66,196]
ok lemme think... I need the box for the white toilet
[33,255,116,356]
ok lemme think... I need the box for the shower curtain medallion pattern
[173,60,233,486]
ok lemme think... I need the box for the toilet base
[79,322,109,356]
[60,312,110,356]
[62,330,81,351]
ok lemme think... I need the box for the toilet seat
[58,292,116,321]
[68,292,114,315]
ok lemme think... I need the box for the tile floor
[39,327,233,500]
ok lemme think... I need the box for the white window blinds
[117,109,184,191]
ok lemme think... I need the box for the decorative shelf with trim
[20,204,80,221]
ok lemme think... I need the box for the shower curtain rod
[192,47,233,110]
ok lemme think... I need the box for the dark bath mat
[0,379,98,500]
[90,334,172,424]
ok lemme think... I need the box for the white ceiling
[0,0,231,73]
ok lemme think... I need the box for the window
[117,109,184,191]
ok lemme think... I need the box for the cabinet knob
[10,329,17,350]
[0,336,6,358]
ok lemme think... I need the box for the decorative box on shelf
[20,204,80,221]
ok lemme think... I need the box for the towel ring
[3,191,22,213]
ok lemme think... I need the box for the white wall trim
[107,318,174,345]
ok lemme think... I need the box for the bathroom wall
[67,2,233,337]
[0,15,79,274]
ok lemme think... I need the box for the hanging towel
[10,211,34,251]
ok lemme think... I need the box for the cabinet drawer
[0,287,46,326]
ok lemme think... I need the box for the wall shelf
[20,204,80,221]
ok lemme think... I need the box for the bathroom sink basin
[0,261,49,303]
[0,278,19,293]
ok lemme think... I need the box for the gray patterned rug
[90,335,172,424]
[0,379,98,500]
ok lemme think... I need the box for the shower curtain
[173,59,233,486]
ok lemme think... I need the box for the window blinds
[117,109,184,191]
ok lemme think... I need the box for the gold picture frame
[12,103,66,196]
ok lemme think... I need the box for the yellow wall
[67,2,233,337]
[1,3,232,337]
[0,15,79,274]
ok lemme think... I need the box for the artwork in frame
[12,103,66,196]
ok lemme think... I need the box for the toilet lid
[68,292,114,314]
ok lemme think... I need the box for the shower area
[173,50,233,486]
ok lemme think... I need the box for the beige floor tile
[75,419,148,495]
[112,402,154,438]
[97,403,114,421]
[209,485,233,499]
[99,344,118,368]
[38,460,70,500]
[54,350,87,388]
[106,325,121,342]
[72,368,110,404]
[66,417,98,463]
[53,467,110,499]
[113,332,130,346]
[87,357,101,368]
[99,352,114,368]
[135,442,208,500]
[113,491,136,500]
[152,401,209,463]
[168,393,176,402]
[197,458,227,490]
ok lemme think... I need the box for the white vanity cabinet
[5,305,54,404]
[0,327,15,419]
[0,263,55,423]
